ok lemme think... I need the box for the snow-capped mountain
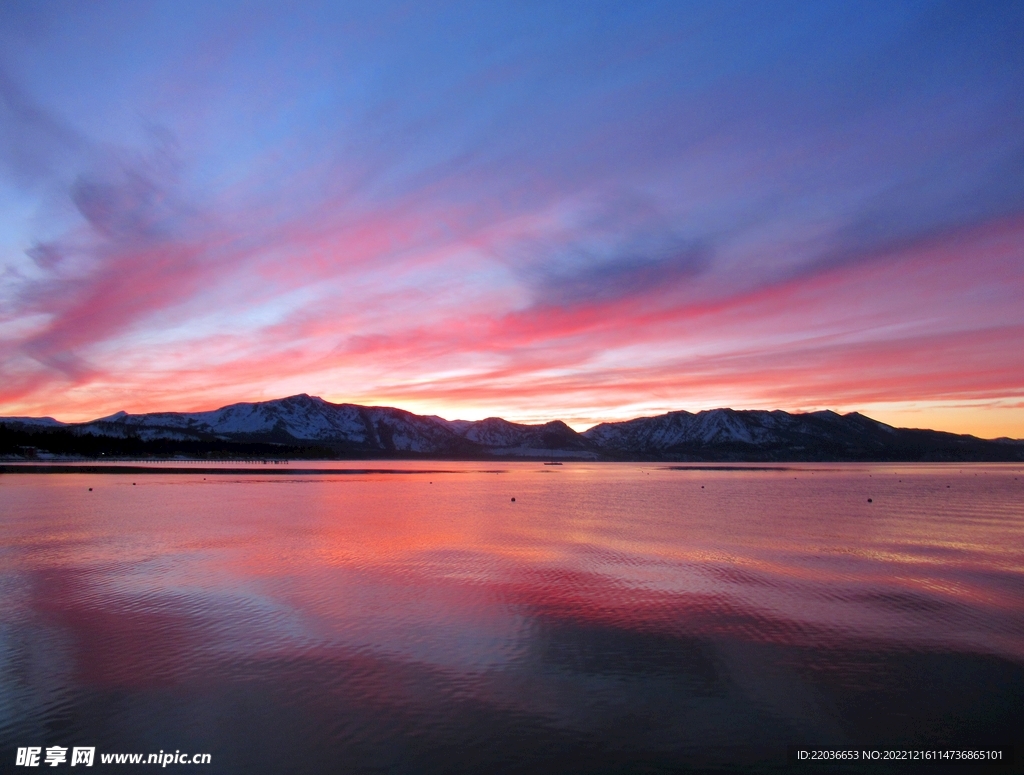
[2,395,1021,461]
[79,395,468,452]
[456,417,593,456]
[1,416,65,428]
[1,395,598,457]
[583,408,890,452]
[580,407,1012,460]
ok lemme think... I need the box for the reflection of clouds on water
[1,465,1022,770]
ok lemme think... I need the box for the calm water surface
[1,462,1022,773]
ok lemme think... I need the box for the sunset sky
[1,1,1023,437]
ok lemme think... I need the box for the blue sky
[1,1,1023,435]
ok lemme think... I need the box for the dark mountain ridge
[2,394,1022,462]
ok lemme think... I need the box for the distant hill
[2,394,1022,462]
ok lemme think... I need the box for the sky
[1,1,1023,437]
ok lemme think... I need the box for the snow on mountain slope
[583,409,774,449]
[448,417,593,452]
[433,418,473,434]
[1,416,65,428]
[34,395,598,455]
[71,395,451,451]
[82,395,363,439]
[459,417,529,447]
[582,408,897,452]
[357,405,469,453]
[6,395,1015,461]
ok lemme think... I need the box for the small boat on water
[543,462,563,466]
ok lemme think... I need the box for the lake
[1,462,1022,773]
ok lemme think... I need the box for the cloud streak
[0,1,1023,437]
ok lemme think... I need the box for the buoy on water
[511,497,516,502]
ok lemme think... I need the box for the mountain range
[2,393,1022,462]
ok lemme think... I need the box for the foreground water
[1,462,1022,773]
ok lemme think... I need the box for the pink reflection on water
[2,463,1023,770]
[4,463,1022,681]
